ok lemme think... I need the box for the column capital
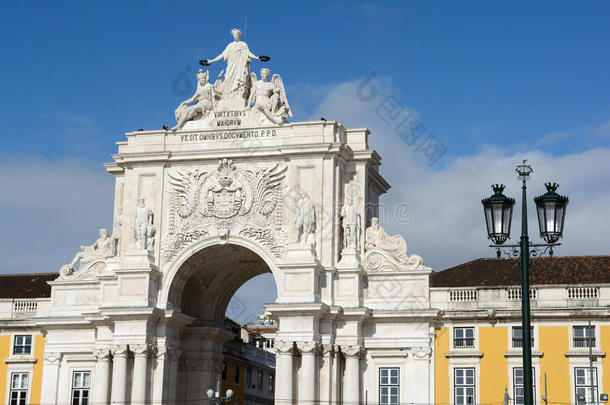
[93,348,112,361]
[44,352,62,364]
[132,344,153,358]
[342,344,364,359]
[296,341,319,355]
[110,344,129,358]
[321,343,335,357]
[275,340,294,354]
[168,347,182,360]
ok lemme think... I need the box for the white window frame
[12,336,32,356]
[71,371,91,405]
[9,372,29,405]
[513,367,536,405]
[454,367,476,405]
[379,367,399,405]
[453,327,475,349]
[512,326,535,349]
[572,325,596,349]
[574,367,598,404]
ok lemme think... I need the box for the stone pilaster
[297,341,319,405]
[275,340,295,404]
[132,344,152,405]
[342,345,364,405]
[92,348,112,405]
[110,344,129,404]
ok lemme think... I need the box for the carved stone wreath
[162,159,288,262]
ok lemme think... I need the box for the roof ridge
[0,272,59,277]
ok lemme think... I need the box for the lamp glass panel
[544,201,555,233]
[555,205,565,234]
[492,202,504,234]
[537,205,545,235]
[485,206,493,235]
[503,204,512,236]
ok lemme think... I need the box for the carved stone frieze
[162,159,288,261]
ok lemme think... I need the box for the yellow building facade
[432,256,610,405]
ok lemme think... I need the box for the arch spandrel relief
[162,158,289,263]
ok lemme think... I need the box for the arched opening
[165,243,278,403]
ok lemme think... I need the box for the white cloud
[306,77,610,270]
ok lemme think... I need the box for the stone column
[297,342,318,405]
[132,344,151,405]
[318,344,334,404]
[342,345,363,405]
[92,348,111,405]
[168,347,181,405]
[40,352,62,403]
[275,341,295,404]
[152,346,170,405]
[110,344,129,404]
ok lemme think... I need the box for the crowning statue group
[174,28,292,130]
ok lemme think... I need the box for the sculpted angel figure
[173,69,223,130]
[205,28,261,102]
[365,217,409,263]
[60,228,116,274]
[248,68,292,125]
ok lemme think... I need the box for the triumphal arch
[41,29,436,404]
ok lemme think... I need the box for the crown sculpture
[173,28,292,131]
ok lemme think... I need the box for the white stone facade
[33,113,437,404]
[23,30,436,404]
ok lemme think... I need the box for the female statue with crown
[205,28,263,105]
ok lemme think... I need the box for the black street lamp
[481,160,569,405]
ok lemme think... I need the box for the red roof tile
[432,256,610,288]
[0,273,57,299]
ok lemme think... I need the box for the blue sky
[2,1,609,160]
[2,1,610,322]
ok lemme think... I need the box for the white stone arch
[157,233,281,311]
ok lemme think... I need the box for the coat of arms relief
[162,159,288,261]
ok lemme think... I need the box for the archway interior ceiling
[173,244,273,324]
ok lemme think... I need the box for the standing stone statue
[340,198,361,251]
[294,191,316,246]
[248,68,292,125]
[365,217,409,263]
[60,228,117,274]
[134,199,155,250]
[205,28,262,104]
[173,69,223,130]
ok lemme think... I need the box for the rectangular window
[268,375,274,392]
[513,368,536,405]
[379,367,399,405]
[573,326,595,348]
[512,327,534,348]
[453,327,475,348]
[222,362,227,381]
[246,368,252,388]
[71,371,90,405]
[575,368,598,404]
[13,335,32,355]
[454,368,475,405]
[10,372,29,405]
[234,364,240,385]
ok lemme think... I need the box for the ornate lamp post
[481,160,569,405]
